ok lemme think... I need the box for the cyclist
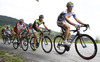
[57,2,88,46]
[32,15,51,47]
[14,19,27,43]
[26,23,35,37]
[2,28,6,39]
[6,25,11,35]
[2,26,11,40]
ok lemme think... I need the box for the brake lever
[83,24,90,32]
[48,30,51,35]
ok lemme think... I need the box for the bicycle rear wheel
[30,37,36,51]
[54,36,66,54]
[75,34,97,60]
[41,36,52,53]
[21,37,28,51]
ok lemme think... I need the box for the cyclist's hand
[74,24,80,29]
[48,29,51,32]
[40,29,43,33]
[83,24,89,28]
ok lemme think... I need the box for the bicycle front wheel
[7,37,11,45]
[54,36,66,54]
[21,37,29,51]
[3,38,6,44]
[41,36,52,53]
[13,37,19,49]
[75,34,97,60]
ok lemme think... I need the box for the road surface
[0,40,100,62]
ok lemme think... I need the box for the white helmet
[66,2,74,7]
[7,25,10,28]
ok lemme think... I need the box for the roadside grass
[96,40,100,43]
[0,51,28,62]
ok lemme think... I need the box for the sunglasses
[68,5,74,7]
[70,5,74,7]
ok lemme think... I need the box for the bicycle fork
[80,38,87,48]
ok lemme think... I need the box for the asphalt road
[0,40,100,62]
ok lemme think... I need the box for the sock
[64,40,68,43]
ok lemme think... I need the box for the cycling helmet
[39,15,44,18]
[19,19,24,23]
[66,2,74,7]
[29,23,32,26]
[4,28,6,30]
[7,25,10,28]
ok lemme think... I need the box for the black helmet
[39,15,44,18]
[29,23,32,26]
[19,19,24,23]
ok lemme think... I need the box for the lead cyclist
[57,2,88,46]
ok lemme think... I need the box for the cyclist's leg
[19,30,22,40]
[63,24,71,46]
[32,29,37,44]
[14,27,17,37]
[3,32,6,39]
[57,21,71,46]
[17,29,22,43]
[63,24,70,40]
[34,33,38,44]
[39,28,43,38]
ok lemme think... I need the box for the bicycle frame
[70,30,81,44]
[62,25,89,47]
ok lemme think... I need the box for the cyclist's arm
[35,24,41,31]
[64,16,75,26]
[16,23,19,31]
[43,24,48,30]
[74,17,84,24]
[24,26,28,32]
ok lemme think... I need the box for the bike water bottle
[71,35,74,40]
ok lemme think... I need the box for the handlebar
[70,24,90,33]
[81,24,90,32]
[41,30,51,35]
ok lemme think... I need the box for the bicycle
[54,25,97,60]
[13,32,28,51]
[29,30,52,53]
[3,34,12,45]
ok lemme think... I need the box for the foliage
[0,51,25,62]
[95,37,100,43]
[0,15,19,27]
[36,0,39,2]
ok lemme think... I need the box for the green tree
[36,0,39,2]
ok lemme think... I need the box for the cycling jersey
[14,22,26,33]
[57,9,76,22]
[32,19,45,31]
[27,26,32,30]
[6,28,11,34]
[6,28,10,32]
[17,22,25,29]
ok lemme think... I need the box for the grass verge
[0,51,28,62]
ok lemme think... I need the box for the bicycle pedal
[65,45,70,51]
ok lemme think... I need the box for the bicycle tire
[54,36,66,54]
[41,36,52,53]
[30,37,36,51]
[13,37,19,49]
[21,37,29,51]
[75,34,97,60]
[3,38,6,44]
